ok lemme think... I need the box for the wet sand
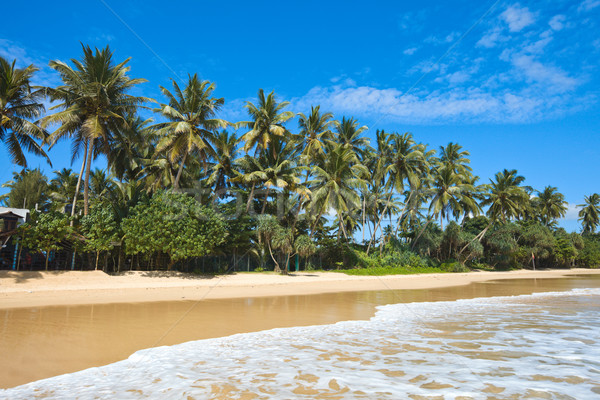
[1,273,599,389]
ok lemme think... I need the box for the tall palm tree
[439,142,472,175]
[481,169,528,223]
[206,130,240,197]
[234,140,300,214]
[0,56,49,166]
[367,132,431,253]
[578,193,600,234]
[533,186,567,226]
[239,89,294,158]
[459,168,529,255]
[331,116,370,160]
[309,143,368,240]
[295,105,333,163]
[427,166,478,229]
[109,114,155,182]
[43,44,148,215]
[153,74,228,189]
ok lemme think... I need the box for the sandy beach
[1,268,599,309]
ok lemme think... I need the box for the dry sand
[1,268,599,309]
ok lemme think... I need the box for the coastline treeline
[1,45,599,273]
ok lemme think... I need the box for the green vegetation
[1,45,599,273]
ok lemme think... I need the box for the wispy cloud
[500,4,535,32]
[578,0,600,13]
[548,15,566,31]
[403,47,418,56]
[510,54,579,93]
[0,39,61,88]
[290,81,588,125]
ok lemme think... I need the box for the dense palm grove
[1,45,599,273]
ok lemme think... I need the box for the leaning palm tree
[153,74,228,189]
[533,186,567,226]
[0,56,49,166]
[239,89,294,158]
[578,193,600,234]
[43,44,149,215]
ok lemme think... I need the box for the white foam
[3,288,600,399]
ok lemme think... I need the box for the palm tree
[43,44,148,215]
[481,169,528,223]
[439,142,472,175]
[309,143,368,240]
[0,168,49,210]
[206,130,240,197]
[578,193,600,234]
[48,168,79,212]
[533,186,567,226]
[295,105,333,163]
[367,132,431,254]
[239,89,294,158]
[153,74,228,189]
[0,56,49,166]
[427,166,478,229]
[234,140,300,214]
[109,114,155,182]
[459,169,529,254]
[331,116,370,160]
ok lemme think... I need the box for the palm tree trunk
[267,240,280,272]
[338,211,348,241]
[83,138,94,216]
[411,216,434,250]
[261,187,270,215]
[173,151,188,190]
[70,141,87,225]
[246,183,256,213]
[458,219,493,257]
[367,191,394,255]
[362,195,366,244]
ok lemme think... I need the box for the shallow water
[1,275,600,397]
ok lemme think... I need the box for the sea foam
[2,288,600,399]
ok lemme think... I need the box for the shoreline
[1,268,599,309]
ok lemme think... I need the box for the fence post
[12,238,19,271]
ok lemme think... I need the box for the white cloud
[578,0,600,12]
[511,54,579,93]
[477,27,506,48]
[562,203,580,221]
[500,4,535,32]
[290,82,584,125]
[403,47,418,55]
[549,15,566,31]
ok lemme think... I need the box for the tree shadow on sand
[0,270,69,284]
[110,271,218,280]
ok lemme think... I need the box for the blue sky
[1,0,599,231]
